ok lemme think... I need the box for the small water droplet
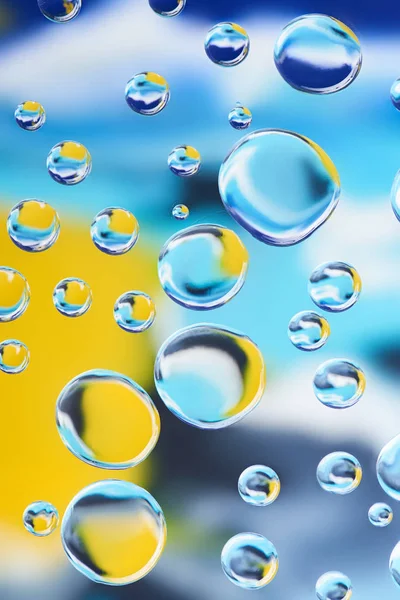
[149,0,185,17]
[15,101,46,131]
[37,0,81,22]
[53,277,92,317]
[0,267,30,322]
[91,207,139,255]
[0,339,30,374]
[7,199,60,252]
[313,359,365,409]
[172,204,189,220]
[168,145,201,177]
[205,22,249,67]
[221,532,279,589]
[288,310,330,351]
[114,291,155,333]
[229,102,252,130]
[317,451,362,495]
[308,262,361,312]
[23,501,59,536]
[315,571,352,600]
[47,141,92,185]
[238,465,280,506]
[125,72,170,116]
[368,503,393,527]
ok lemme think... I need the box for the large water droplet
[274,14,362,95]
[317,451,362,495]
[61,480,166,585]
[90,207,139,255]
[125,72,170,116]
[15,101,46,131]
[23,501,59,536]
[205,22,249,67]
[308,262,361,312]
[168,145,201,177]
[221,532,278,589]
[53,277,92,317]
[288,310,330,351]
[7,199,60,252]
[315,571,352,600]
[47,141,92,185]
[149,0,185,17]
[114,291,156,333]
[0,267,30,322]
[238,465,280,506]
[368,503,393,527]
[154,323,266,429]
[158,224,248,310]
[37,0,81,22]
[218,129,340,246]
[0,339,30,374]
[313,359,365,409]
[376,434,400,501]
[56,369,160,469]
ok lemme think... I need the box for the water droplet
[218,129,340,246]
[0,267,30,322]
[238,465,280,506]
[114,291,156,333]
[368,503,393,527]
[308,262,361,312]
[390,541,400,588]
[53,277,92,317]
[158,224,248,310]
[315,571,352,600]
[317,451,362,495]
[15,101,46,131]
[154,323,266,429]
[38,0,81,22]
[168,145,201,177]
[229,102,252,130]
[47,141,92,185]
[221,532,278,589]
[390,170,400,222]
[205,22,249,67]
[7,199,60,253]
[23,501,59,536]
[376,434,400,501]
[390,78,400,111]
[172,204,189,220]
[125,72,170,116]
[288,310,330,351]
[61,480,166,585]
[274,14,362,95]
[0,339,30,374]
[56,370,160,469]
[149,0,185,17]
[90,207,139,255]
[313,359,365,409]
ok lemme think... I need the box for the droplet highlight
[221,532,278,589]
[377,434,400,501]
[23,501,59,537]
[53,277,92,317]
[368,503,393,527]
[154,323,266,429]
[168,145,201,177]
[238,465,280,506]
[47,141,92,185]
[315,571,352,600]
[313,358,365,409]
[205,22,249,67]
[158,224,248,310]
[308,261,361,312]
[317,451,362,495]
[15,101,46,131]
[0,339,30,374]
[229,102,252,130]
[288,310,330,351]
[38,0,81,22]
[149,0,185,17]
[274,14,362,95]
[56,369,160,469]
[125,72,170,116]
[0,267,30,322]
[172,204,189,220]
[91,207,139,255]
[218,129,340,246]
[61,480,166,585]
[114,291,156,333]
[7,199,60,252]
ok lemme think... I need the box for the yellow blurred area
[110,208,137,235]
[60,142,88,162]
[30,512,58,535]
[220,228,249,278]
[0,267,27,310]
[132,293,155,322]
[0,208,159,565]
[1,341,29,369]
[147,72,168,87]
[63,2,75,17]
[18,200,56,230]
[22,102,42,114]
[63,279,91,307]
[185,146,201,161]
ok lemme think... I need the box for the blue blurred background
[1,0,400,598]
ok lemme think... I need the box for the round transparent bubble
[317,452,362,495]
[158,224,248,310]
[390,542,400,588]
[7,199,60,253]
[114,291,156,333]
[309,262,361,312]
[390,79,400,111]
[61,480,166,585]
[221,533,278,589]
[37,0,81,22]
[274,14,362,95]
[205,22,249,67]
[238,465,280,506]
[168,145,201,177]
[368,503,393,528]
[23,501,59,537]
[125,72,170,116]
[47,141,92,185]
[390,170,400,222]
[0,267,30,322]
[154,323,266,429]
[56,370,160,469]
[288,310,330,351]
[15,101,46,131]
[149,0,185,17]
[172,204,189,220]
[313,359,365,409]
[376,434,400,501]
[316,571,352,600]
[0,340,30,374]
[229,102,252,130]
[53,277,92,317]
[91,207,139,255]
[218,129,340,246]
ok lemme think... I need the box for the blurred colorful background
[1,0,400,598]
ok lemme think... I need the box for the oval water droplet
[38,0,81,22]
[317,451,362,495]
[221,532,279,589]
